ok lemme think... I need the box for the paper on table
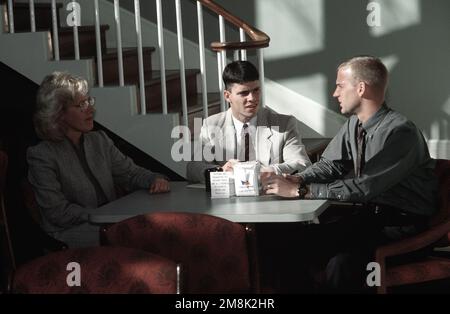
[210,172,234,199]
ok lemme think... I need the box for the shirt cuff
[299,171,316,184]
[309,183,328,199]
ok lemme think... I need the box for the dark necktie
[243,123,250,162]
[355,122,366,177]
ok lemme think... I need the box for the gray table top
[89,182,329,224]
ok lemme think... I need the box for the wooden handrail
[197,0,270,52]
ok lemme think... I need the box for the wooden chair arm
[376,220,450,262]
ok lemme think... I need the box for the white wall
[225,0,450,156]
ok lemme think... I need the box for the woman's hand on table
[149,178,170,194]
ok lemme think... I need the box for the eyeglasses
[73,96,95,112]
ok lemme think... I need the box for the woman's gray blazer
[27,130,162,247]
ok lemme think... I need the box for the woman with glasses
[27,72,170,248]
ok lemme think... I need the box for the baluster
[134,0,146,114]
[70,0,80,60]
[7,0,14,33]
[218,15,226,111]
[257,49,265,108]
[94,0,103,87]
[114,0,125,86]
[233,50,239,61]
[29,0,35,32]
[239,28,247,61]
[197,1,208,118]
[219,15,227,69]
[217,52,226,112]
[175,0,188,126]
[156,0,168,114]
[51,0,60,60]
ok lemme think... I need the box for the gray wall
[113,0,450,140]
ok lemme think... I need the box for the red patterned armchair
[10,246,180,294]
[101,212,260,294]
[375,159,450,293]
[2,150,180,294]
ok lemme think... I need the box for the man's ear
[224,89,231,103]
[357,81,366,96]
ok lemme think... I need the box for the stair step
[7,3,109,60]
[102,47,156,60]
[149,92,221,114]
[144,69,199,86]
[185,93,222,136]
[57,25,109,58]
[102,47,155,85]
[143,69,200,111]
[148,92,222,137]
[185,93,222,115]
[12,2,63,32]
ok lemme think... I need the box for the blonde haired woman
[28,72,169,247]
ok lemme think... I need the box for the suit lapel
[219,109,237,160]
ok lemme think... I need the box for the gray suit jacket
[187,107,311,183]
[27,130,162,247]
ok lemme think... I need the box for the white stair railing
[51,0,60,60]
[94,0,104,87]
[3,0,269,122]
[113,0,124,87]
[7,0,14,33]
[134,0,146,114]
[239,28,247,61]
[156,0,168,114]
[175,0,188,127]
[218,14,226,112]
[258,49,265,108]
[196,1,208,118]
[29,0,36,32]
[71,0,80,61]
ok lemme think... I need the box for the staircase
[9,1,221,134]
[1,1,346,178]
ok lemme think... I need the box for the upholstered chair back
[102,212,259,294]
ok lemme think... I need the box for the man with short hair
[263,56,438,292]
[186,61,311,183]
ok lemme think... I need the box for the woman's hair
[34,71,89,141]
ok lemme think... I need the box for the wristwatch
[297,182,309,199]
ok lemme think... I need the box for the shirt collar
[232,115,257,134]
[361,102,390,132]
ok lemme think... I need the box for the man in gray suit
[187,61,311,183]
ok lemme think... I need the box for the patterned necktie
[355,122,366,177]
[242,123,250,162]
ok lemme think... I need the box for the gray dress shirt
[299,104,438,216]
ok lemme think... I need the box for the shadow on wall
[110,0,450,139]
[254,0,450,139]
